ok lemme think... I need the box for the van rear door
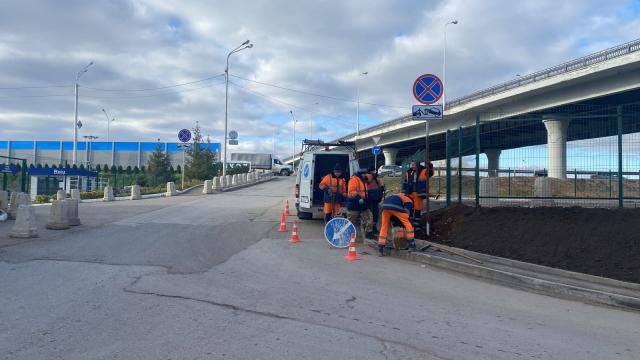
[299,157,313,210]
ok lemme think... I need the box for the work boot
[377,244,385,257]
[407,240,418,252]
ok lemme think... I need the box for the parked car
[377,165,402,177]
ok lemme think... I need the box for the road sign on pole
[371,146,381,155]
[413,74,443,105]
[178,129,191,143]
[372,146,381,172]
[372,136,381,145]
[412,105,443,120]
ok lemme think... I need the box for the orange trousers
[409,192,423,217]
[378,210,414,246]
[323,203,342,216]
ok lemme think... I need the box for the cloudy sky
[1,0,639,158]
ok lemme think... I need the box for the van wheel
[280,169,291,176]
[297,211,312,220]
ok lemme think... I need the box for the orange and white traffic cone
[289,220,301,243]
[344,233,360,261]
[278,211,288,232]
[284,199,291,216]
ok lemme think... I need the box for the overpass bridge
[286,38,640,180]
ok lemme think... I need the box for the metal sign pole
[374,153,378,172]
[425,120,430,236]
[182,148,185,190]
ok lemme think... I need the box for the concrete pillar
[103,186,114,201]
[382,148,398,166]
[67,199,81,226]
[166,182,177,196]
[0,190,9,212]
[542,115,570,179]
[56,189,66,200]
[202,180,213,194]
[46,200,70,230]
[484,149,501,177]
[533,177,555,207]
[130,185,141,200]
[479,177,498,207]
[10,205,38,238]
[70,188,81,201]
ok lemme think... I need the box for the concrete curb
[217,176,273,193]
[367,240,640,311]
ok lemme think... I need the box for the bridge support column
[484,149,501,177]
[542,115,570,179]
[382,148,398,166]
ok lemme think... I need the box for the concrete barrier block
[532,177,555,207]
[103,186,115,201]
[212,177,220,191]
[9,204,38,238]
[166,182,177,197]
[203,180,213,194]
[56,189,66,200]
[219,176,226,188]
[226,175,232,187]
[479,177,498,207]
[70,189,81,201]
[130,185,142,200]
[9,192,30,220]
[66,198,81,226]
[0,190,8,212]
[231,174,239,186]
[46,200,70,230]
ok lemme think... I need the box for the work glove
[358,198,365,205]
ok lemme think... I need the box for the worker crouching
[377,192,416,256]
[347,169,373,243]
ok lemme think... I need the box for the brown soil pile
[429,205,640,283]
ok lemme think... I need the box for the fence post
[508,168,511,196]
[475,114,480,208]
[617,105,623,208]
[574,169,577,197]
[458,126,462,204]
[446,129,451,206]
[21,159,27,192]
[2,172,7,191]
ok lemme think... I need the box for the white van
[295,142,359,220]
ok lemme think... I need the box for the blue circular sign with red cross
[178,128,191,143]
[413,74,443,105]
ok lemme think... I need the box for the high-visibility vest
[381,193,414,214]
[404,167,428,197]
[347,175,368,211]
[319,174,346,203]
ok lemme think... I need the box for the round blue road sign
[178,128,192,143]
[413,74,443,105]
[324,217,356,248]
[372,146,381,155]
[303,163,310,178]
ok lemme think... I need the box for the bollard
[10,204,38,238]
[203,180,213,194]
[166,182,177,197]
[66,198,81,226]
[226,175,232,188]
[479,178,498,207]
[46,200,70,230]
[212,177,220,191]
[231,174,239,186]
[248,172,254,183]
[219,176,226,188]
[0,190,8,212]
[70,189,81,201]
[103,186,115,201]
[9,192,30,220]
[56,189,66,200]
[130,185,142,200]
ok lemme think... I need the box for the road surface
[1,177,639,359]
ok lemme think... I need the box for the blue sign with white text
[372,146,381,155]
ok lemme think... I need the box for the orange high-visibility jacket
[319,174,346,202]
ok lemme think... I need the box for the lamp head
[246,44,253,48]
[242,40,250,45]
[452,20,458,24]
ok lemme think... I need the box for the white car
[377,165,402,177]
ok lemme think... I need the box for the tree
[185,123,218,180]
[146,144,173,186]
[126,166,132,174]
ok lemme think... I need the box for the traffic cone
[289,220,301,243]
[278,211,288,232]
[284,199,291,216]
[344,233,360,261]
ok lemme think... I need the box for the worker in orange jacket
[347,169,373,242]
[319,164,347,223]
[364,169,384,237]
[377,192,416,256]
[403,159,433,224]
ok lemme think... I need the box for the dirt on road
[428,205,640,284]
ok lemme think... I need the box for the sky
[1,0,639,159]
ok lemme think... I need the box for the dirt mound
[429,205,640,283]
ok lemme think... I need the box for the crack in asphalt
[122,285,450,360]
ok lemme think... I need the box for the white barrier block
[212,177,220,191]
[46,200,70,230]
[10,205,38,238]
[70,189,81,201]
[0,190,8,212]
[203,180,213,194]
[103,186,115,201]
[231,174,239,186]
[56,189,66,200]
[166,182,177,197]
[67,198,81,226]
[8,192,29,220]
[226,175,232,187]
[131,185,142,200]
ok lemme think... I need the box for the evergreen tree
[185,123,217,180]
[146,144,173,186]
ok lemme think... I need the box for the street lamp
[73,61,94,164]
[82,135,99,169]
[290,110,297,168]
[223,40,253,176]
[442,20,458,112]
[356,71,368,137]
[101,108,116,142]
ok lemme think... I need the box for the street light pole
[223,40,253,177]
[442,20,458,112]
[73,61,93,165]
[101,108,115,142]
[290,110,296,168]
[82,135,99,169]
[356,71,368,137]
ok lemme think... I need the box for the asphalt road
[1,177,639,359]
